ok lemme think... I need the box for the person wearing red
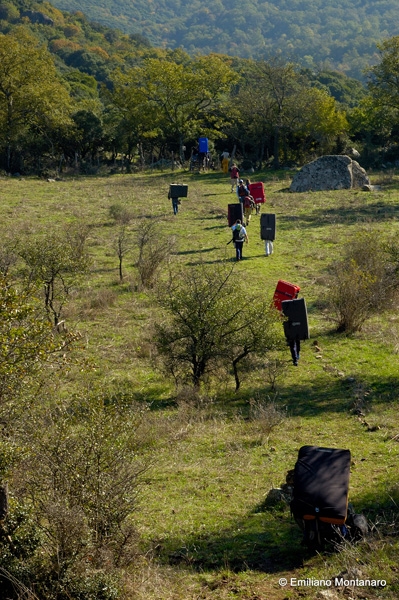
[230,164,239,192]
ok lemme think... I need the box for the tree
[367,36,399,112]
[19,225,90,326]
[113,224,132,281]
[359,36,399,163]
[0,275,81,432]
[154,264,284,389]
[291,87,349,158]
[110,54,235,162]
[254,60,304,168]
[0,28,73,172]
[72,109,105,163]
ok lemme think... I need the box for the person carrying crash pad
[230,219,248,261]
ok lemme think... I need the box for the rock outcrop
[290,155,370,192]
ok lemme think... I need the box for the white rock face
[290,155,370,192]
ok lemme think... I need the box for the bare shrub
[0,229,20,276]
[249,393,287,443]
[19,225,90,326]
[112,224,133,281]
[173,386,216,428]
[324,229,399,333]
[175,385,213,410]
[263,356,288,391]
[136,220,176,289]
[16,392,149,581]
[109,203,133,224]
[88,288,118,310]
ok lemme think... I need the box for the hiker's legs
[235,241,243,261]
[289,339,300,365]
[265,240,273,255]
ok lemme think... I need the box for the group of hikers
[167,152,306,367]
[227,157,305,367]
[228,161,259,262]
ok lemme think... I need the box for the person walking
[221,150,230,173]
[237,179,255,225]
[230,164,240,192]
[168,188,180,215]
[237,179,249,202]
[288,337,301,366]
[231,219,248,261]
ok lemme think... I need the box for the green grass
[3,167,399,598]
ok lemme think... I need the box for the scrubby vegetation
[1,166,399,598]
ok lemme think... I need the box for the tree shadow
[176,247,220,255]
[186,257,235,266]
[154,501,310,573]
[278,200,399,231]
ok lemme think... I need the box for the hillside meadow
[2,166,399,599]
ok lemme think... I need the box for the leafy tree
[292,87,349,158]
[111,54,235,162]
[0,275,81,436]
[154,264,284,389]
[104,72,161,166]
[359,36,399,162]
[72,108,105,162]
[367,36,399,112]
[347,96,395,165]
[63,70,100,102]
[229,60,348,166]
[250,59,305,168]
[0,28,73,172]
[304,69,366,108]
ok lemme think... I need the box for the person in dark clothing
[288,337,300,366]
[231,219,248,261]
[168,188,180,215]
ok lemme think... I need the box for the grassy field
[2,166,399,599]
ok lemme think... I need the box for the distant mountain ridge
[47,0,399,78]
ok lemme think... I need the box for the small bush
[263,356,288,391]
[109,204,133,225]
[248,393,287,443]
[136,220,176,289]
[324,230,399,333]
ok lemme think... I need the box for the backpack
[243,195,253,208]
[232,225,244,241]
[290,445,352,550]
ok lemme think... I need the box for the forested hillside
[47,0,399,78]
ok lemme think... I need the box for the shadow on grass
[155,506,307,573]
[213,369,399,419]
[176,247,220,255]
[278,200,399,231]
